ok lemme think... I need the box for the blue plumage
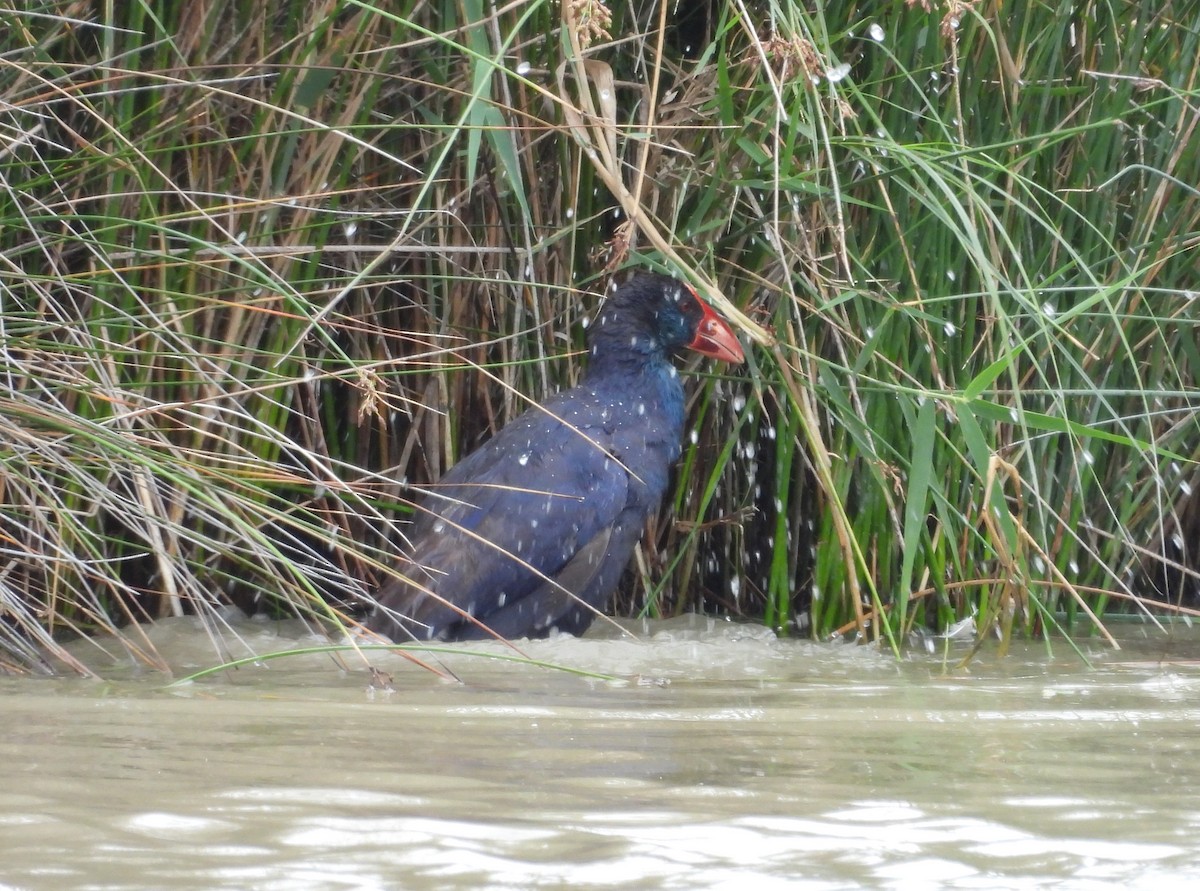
[369,272,744,641]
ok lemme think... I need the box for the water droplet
[344,222,358,238]
[732,395,746,412]
[944,322,956,336]
[518,453,530,466]
[516,60,531,75]
[1042,302,1057,318]
[826,63,851,83]
[869,23,885,41]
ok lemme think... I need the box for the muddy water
[2,616,1199,890]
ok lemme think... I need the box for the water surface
[2,617,1198,889]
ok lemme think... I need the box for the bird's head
[590,273,745,366]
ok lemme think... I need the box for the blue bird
[369,272,745,642]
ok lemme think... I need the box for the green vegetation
[1,1,1196,674]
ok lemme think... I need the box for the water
[2,616,1199,890]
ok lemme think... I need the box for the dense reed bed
[1,1,1196,674]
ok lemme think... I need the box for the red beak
[688,296,746,365]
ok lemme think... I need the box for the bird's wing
[374,397,630,639]
[448,523,618,640]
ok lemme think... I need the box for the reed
[1,0,1196,673]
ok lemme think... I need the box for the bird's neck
[585,331,670,381]
[584,340,685,424]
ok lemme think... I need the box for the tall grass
[0,0,1196,674]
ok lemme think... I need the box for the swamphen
[369,272,745,642]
